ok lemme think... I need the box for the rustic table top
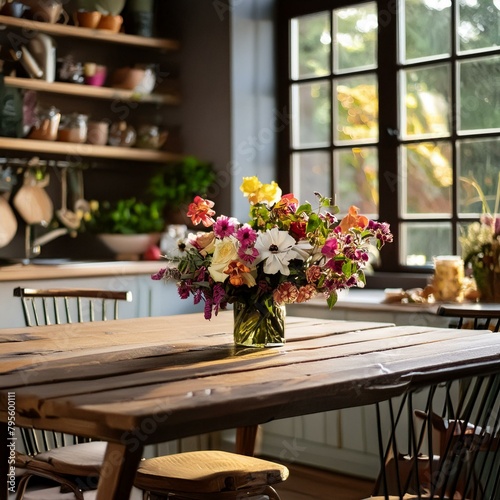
[1,312,499,499]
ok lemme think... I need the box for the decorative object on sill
[152,176,393,347]
[432,255,465,303]
[460,173,500,303]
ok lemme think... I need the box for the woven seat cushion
[25,441,107,477]
[135,450,289,494]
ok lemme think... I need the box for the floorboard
[272,462,374,500]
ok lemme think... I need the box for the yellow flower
[208,237,239,282]
[240,176,262,197]
[259,181,282,205]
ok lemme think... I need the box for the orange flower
[187,196,216,227]
[224,261,254,287]
[339,205,368,233]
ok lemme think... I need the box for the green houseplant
[83,156,215,258]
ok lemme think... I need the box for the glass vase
[472,241,500,303]
[233,300,285,348]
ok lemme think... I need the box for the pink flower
[306,265,322,283]
[238,245,259,264]
[322,238,339,258]
[214,215,238,238]
[236,224,258,247]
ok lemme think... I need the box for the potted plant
[147,156,216,227]
[83,156,215,259]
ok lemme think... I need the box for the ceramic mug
[87,121,109,146]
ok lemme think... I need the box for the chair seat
[24,441,107,477]
[134,450,289,494]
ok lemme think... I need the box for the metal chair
[13,287,133,328]
[370,302,500,500]
[13,287,133,499]
[13,287,288,500]
[437,303,500,332]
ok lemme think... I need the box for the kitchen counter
[0,260,164,281]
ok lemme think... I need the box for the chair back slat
[13,287,132,326]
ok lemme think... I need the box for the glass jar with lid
[432,255,465,302]
[58,113,88,143]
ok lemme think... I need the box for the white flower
[254,227,307,275]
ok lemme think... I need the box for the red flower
[289,220,307,240]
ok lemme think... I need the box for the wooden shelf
[4,77,181,105]
[0,15,180,50]
[0,137,184,163]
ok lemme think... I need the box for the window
[276,0,500,274]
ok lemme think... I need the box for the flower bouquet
[153,177,393,347]
[460,175,500,302]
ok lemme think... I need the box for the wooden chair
[13,287,288,500]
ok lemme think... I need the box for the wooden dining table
[1,311,500,499]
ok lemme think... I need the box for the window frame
[275,0,500,283]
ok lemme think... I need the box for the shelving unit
[0,15,182,164]
[0,137,183,162]
[0,15,180,50]
[4,76,181,105]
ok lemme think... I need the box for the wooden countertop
[0,260,164,281]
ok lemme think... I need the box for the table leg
[96,441,143,500]
[235,425,258,456]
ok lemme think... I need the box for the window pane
[401,222,452,266]
[401,142,452,216]
[291,151,331,203]
[402,0,451,62]
[334,147,378,216]
[290,12,331,80]
[291,81,331,148]
[458,0,500,53]
[401,64,451,138]
[459,56,500,132]
[458,138,500,215]
[334,74,378,143]
[334,2,377,72]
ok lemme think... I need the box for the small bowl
[74,10,101,28]
[98,233,160,260]
[111,67,155,94]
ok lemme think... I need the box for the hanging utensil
[56,167,81,230]
[13,169,53,226]
[0,194,17,248]
[72,169,91,216]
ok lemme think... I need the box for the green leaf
[327,292,338,309]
